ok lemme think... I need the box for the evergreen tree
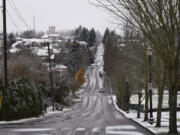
[89,28,96,46]
[20,30,35,39]
[8,33,16,48]
[102,28,110,44]
[80,28,89,42]
[0,78,43,120]
[74,25,83,36]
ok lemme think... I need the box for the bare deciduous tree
[92,0,180,133]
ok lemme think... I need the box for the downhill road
[0,43,152,135]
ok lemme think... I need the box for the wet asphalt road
[0,44,152,135]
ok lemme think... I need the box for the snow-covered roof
[41,35,49,39]
[10,38,61,58]
[51,64,67,72]
[16,37,22,40]
[48,34,59,37]
[22,38,50,43]
[46,64,67,72]
[53,48,61,54]
[12,41,23,48]
[117,44,125,47]
[51,54,55,59]
[9,48,21,53]
[32,47,48,56]
[57,40,63,43]
[55,64,67,69]
[79,41,88,45]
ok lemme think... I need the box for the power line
[7,0,31,30]
[7,9,21,33]
[8,0,30,30]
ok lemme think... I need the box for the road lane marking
[75,127,86,131]
[105,125,145,135]
[32,134,50,135]
[106,125,136,130]
[92,127,101,133]
[11,128,54,132]
[106,130,145,135]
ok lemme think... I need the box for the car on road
[99,88,105,94]
[99,71,103,78]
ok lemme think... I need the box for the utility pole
[47,42,55,111]
[3,0,8,88]
[33,14,36,33]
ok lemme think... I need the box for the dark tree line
[67,41,94,79]
[74,26,97,47]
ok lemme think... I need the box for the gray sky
[0,0,119,34]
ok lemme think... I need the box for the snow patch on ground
[130,94,180,109]
[112,95,180,134]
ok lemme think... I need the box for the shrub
[0,78,43,121]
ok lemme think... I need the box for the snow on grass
[112,95,180,134]
[130,93,180,109]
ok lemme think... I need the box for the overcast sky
[0,0,120,34]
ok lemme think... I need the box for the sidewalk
[112,96,180,135]
[0,105,75,125]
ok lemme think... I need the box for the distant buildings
[41,26,60,41]
[48,26,56,34]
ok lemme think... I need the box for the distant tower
[33,14,36,33]
[49,26,56,34]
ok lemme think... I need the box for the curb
[112,97,156,135]
[128,118,156,135]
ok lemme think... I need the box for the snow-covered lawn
[112,96,180,134]
[130,91,180,109]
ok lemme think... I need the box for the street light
[147,46,154,124]
[126,77,129,113]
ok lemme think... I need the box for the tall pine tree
[89,28,96,46]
